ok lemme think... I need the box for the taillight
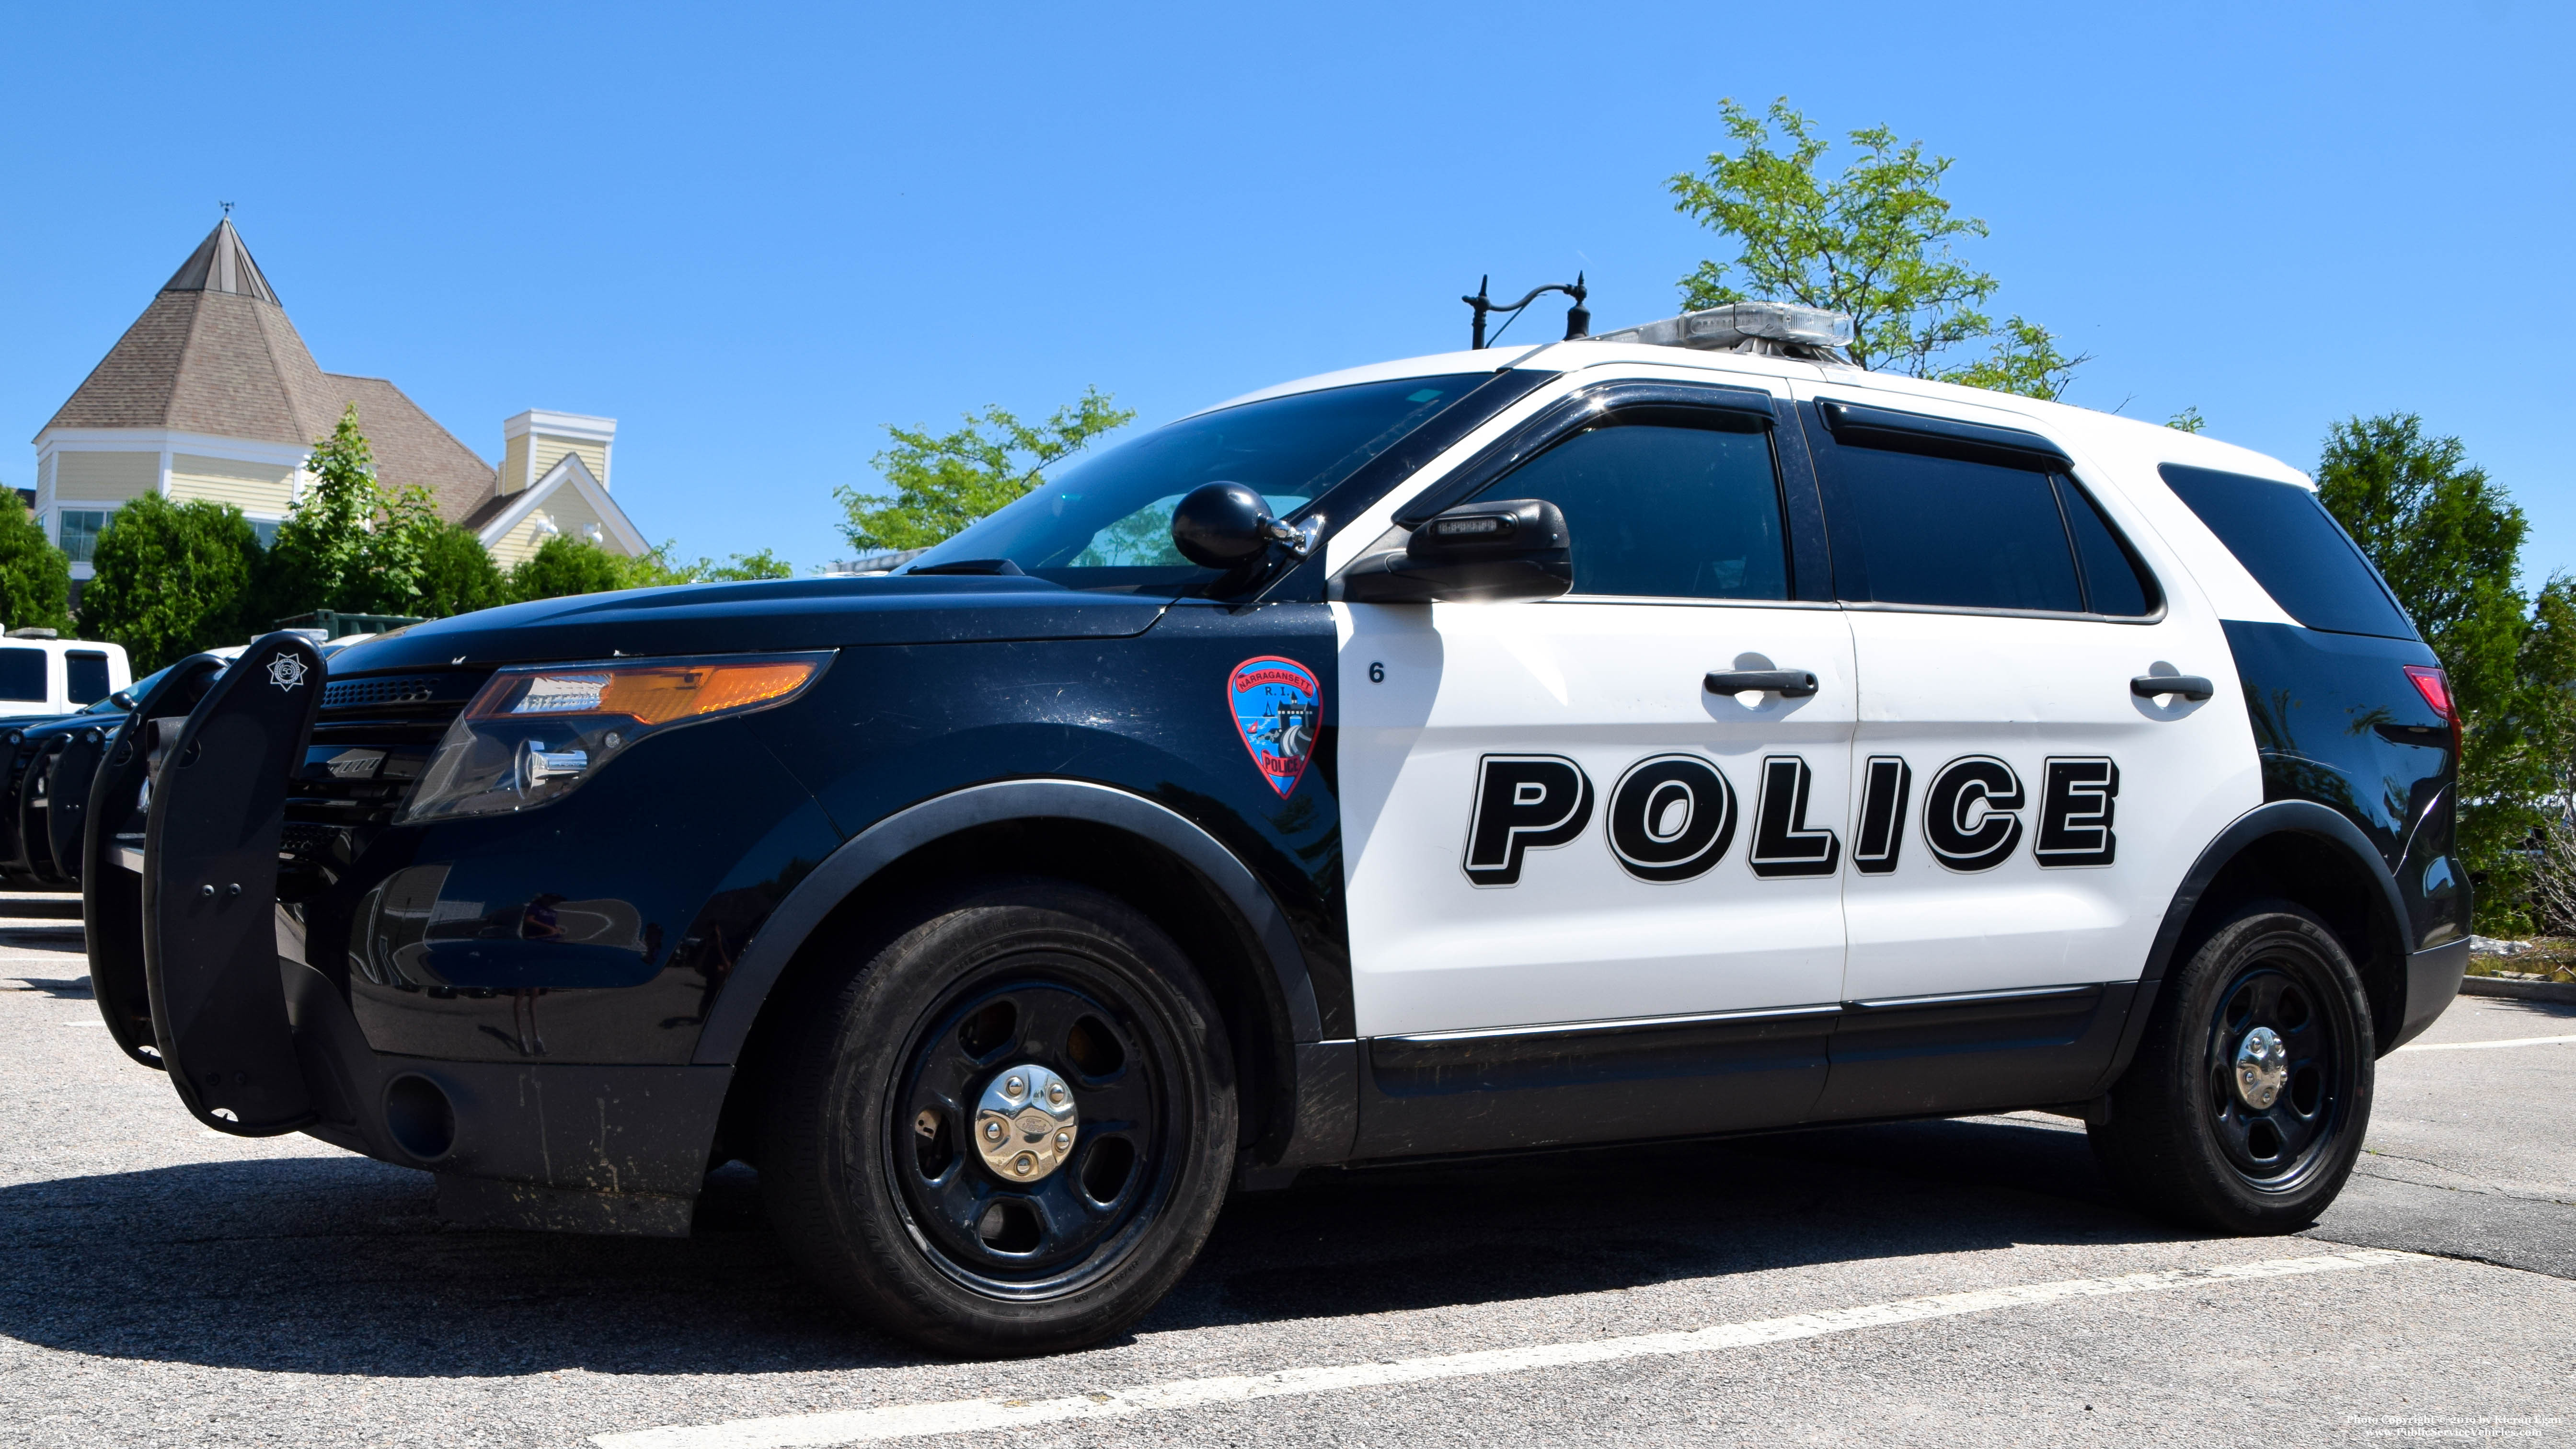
[2403,665,2459,755]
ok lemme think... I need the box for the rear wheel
[763,879,1235,1355]
[2090,901,2373,1233]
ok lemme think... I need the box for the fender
[2096,799,2415,1092]
[692,778,1324,1066]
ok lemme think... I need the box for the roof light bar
[1593,300,1855,356]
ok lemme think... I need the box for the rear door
[1790,384,2257,1111]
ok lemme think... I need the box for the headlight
[398,651,831,823]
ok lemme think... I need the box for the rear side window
[1828,447,2082,612]
[2058,479,2159,617]
[66,651,109,706]
[0,649,45,703]
[2159,465,2415,639]
[1474,419,1790,601]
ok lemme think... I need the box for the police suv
[89,302,2465,1355]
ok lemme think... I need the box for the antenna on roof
[1463,273,1589,349]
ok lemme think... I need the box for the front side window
[66,651,109,706]
[907,374,1488,592]
[1469,419,1790,600]
[0,648,46,703]
[58,510,106,564]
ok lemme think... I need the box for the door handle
[2131,674,2214,702]
[1706,669,1819,698]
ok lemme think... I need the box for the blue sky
[5,1,2572,581]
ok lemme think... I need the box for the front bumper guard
[84,634,729,1231]
[126,632,325,1134]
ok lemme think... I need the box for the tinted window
[911,374,1487,592]
[2159,465,2415,639]
[1830,447,2081,612]
[2057,479,2158,617]
[0,649,45,703]
[66,651,108,706]
[1472,421,1788,600]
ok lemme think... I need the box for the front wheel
[763,879,1237,1356]
[2090,901,2373,1234]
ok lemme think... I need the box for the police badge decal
[1227,656,1320,798]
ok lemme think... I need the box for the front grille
[321,672,485,712]
[284,668,492,884]
[311,668,489,749]
[281,819,354,857]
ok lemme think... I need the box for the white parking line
[593,1249,2431,1449]
[2396,1034,2576,1053]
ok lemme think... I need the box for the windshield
[906,373,1488,592]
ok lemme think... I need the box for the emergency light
[1592,301,1855,356]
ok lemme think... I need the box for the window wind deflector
[1817,399,2071,473]
[1393,380,1778,528]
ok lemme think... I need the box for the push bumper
[88,632,731,1235]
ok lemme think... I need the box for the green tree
[0,492,73,635]
[620,541,794,587]
[2315,414,2576,931]
[264,404,451,620]
[506,534,631,602]
[1668,98,2085,399]
[836,389,1135,553]
[79,494,261,670]
[2167,407,2208,434]
[412,521,508,618]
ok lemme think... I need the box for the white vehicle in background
[0,633,131,719]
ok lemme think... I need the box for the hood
[326,575,1172,675]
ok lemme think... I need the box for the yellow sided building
[32,219,647,592]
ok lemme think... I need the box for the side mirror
[1340,498,1573,604]
[1172,482,1315,572]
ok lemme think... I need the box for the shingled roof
[39,220,500,523]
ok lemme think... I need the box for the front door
[1337,386,1856,1043]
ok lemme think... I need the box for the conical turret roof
[37,219,498,521]
[41,218,334,444]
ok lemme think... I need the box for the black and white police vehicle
[89,301,2466,1354]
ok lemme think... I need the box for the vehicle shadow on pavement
[0,1116,2210,1376]
[1180,1116,2192,1326]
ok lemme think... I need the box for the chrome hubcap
[974,1062,1078,1182]
[2233,1025,2288,1109]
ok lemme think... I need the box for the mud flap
[140,635,325,1134]
[84,656,226,1070]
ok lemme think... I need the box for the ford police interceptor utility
[87,301,2465,1355]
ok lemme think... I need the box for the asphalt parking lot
[2,891,2568,1447]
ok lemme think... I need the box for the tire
[2090,900,2374,1233]
[762,877,1237,1356]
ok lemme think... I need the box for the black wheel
[762,878,1236,1355]
[2090,900,2373,1233]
